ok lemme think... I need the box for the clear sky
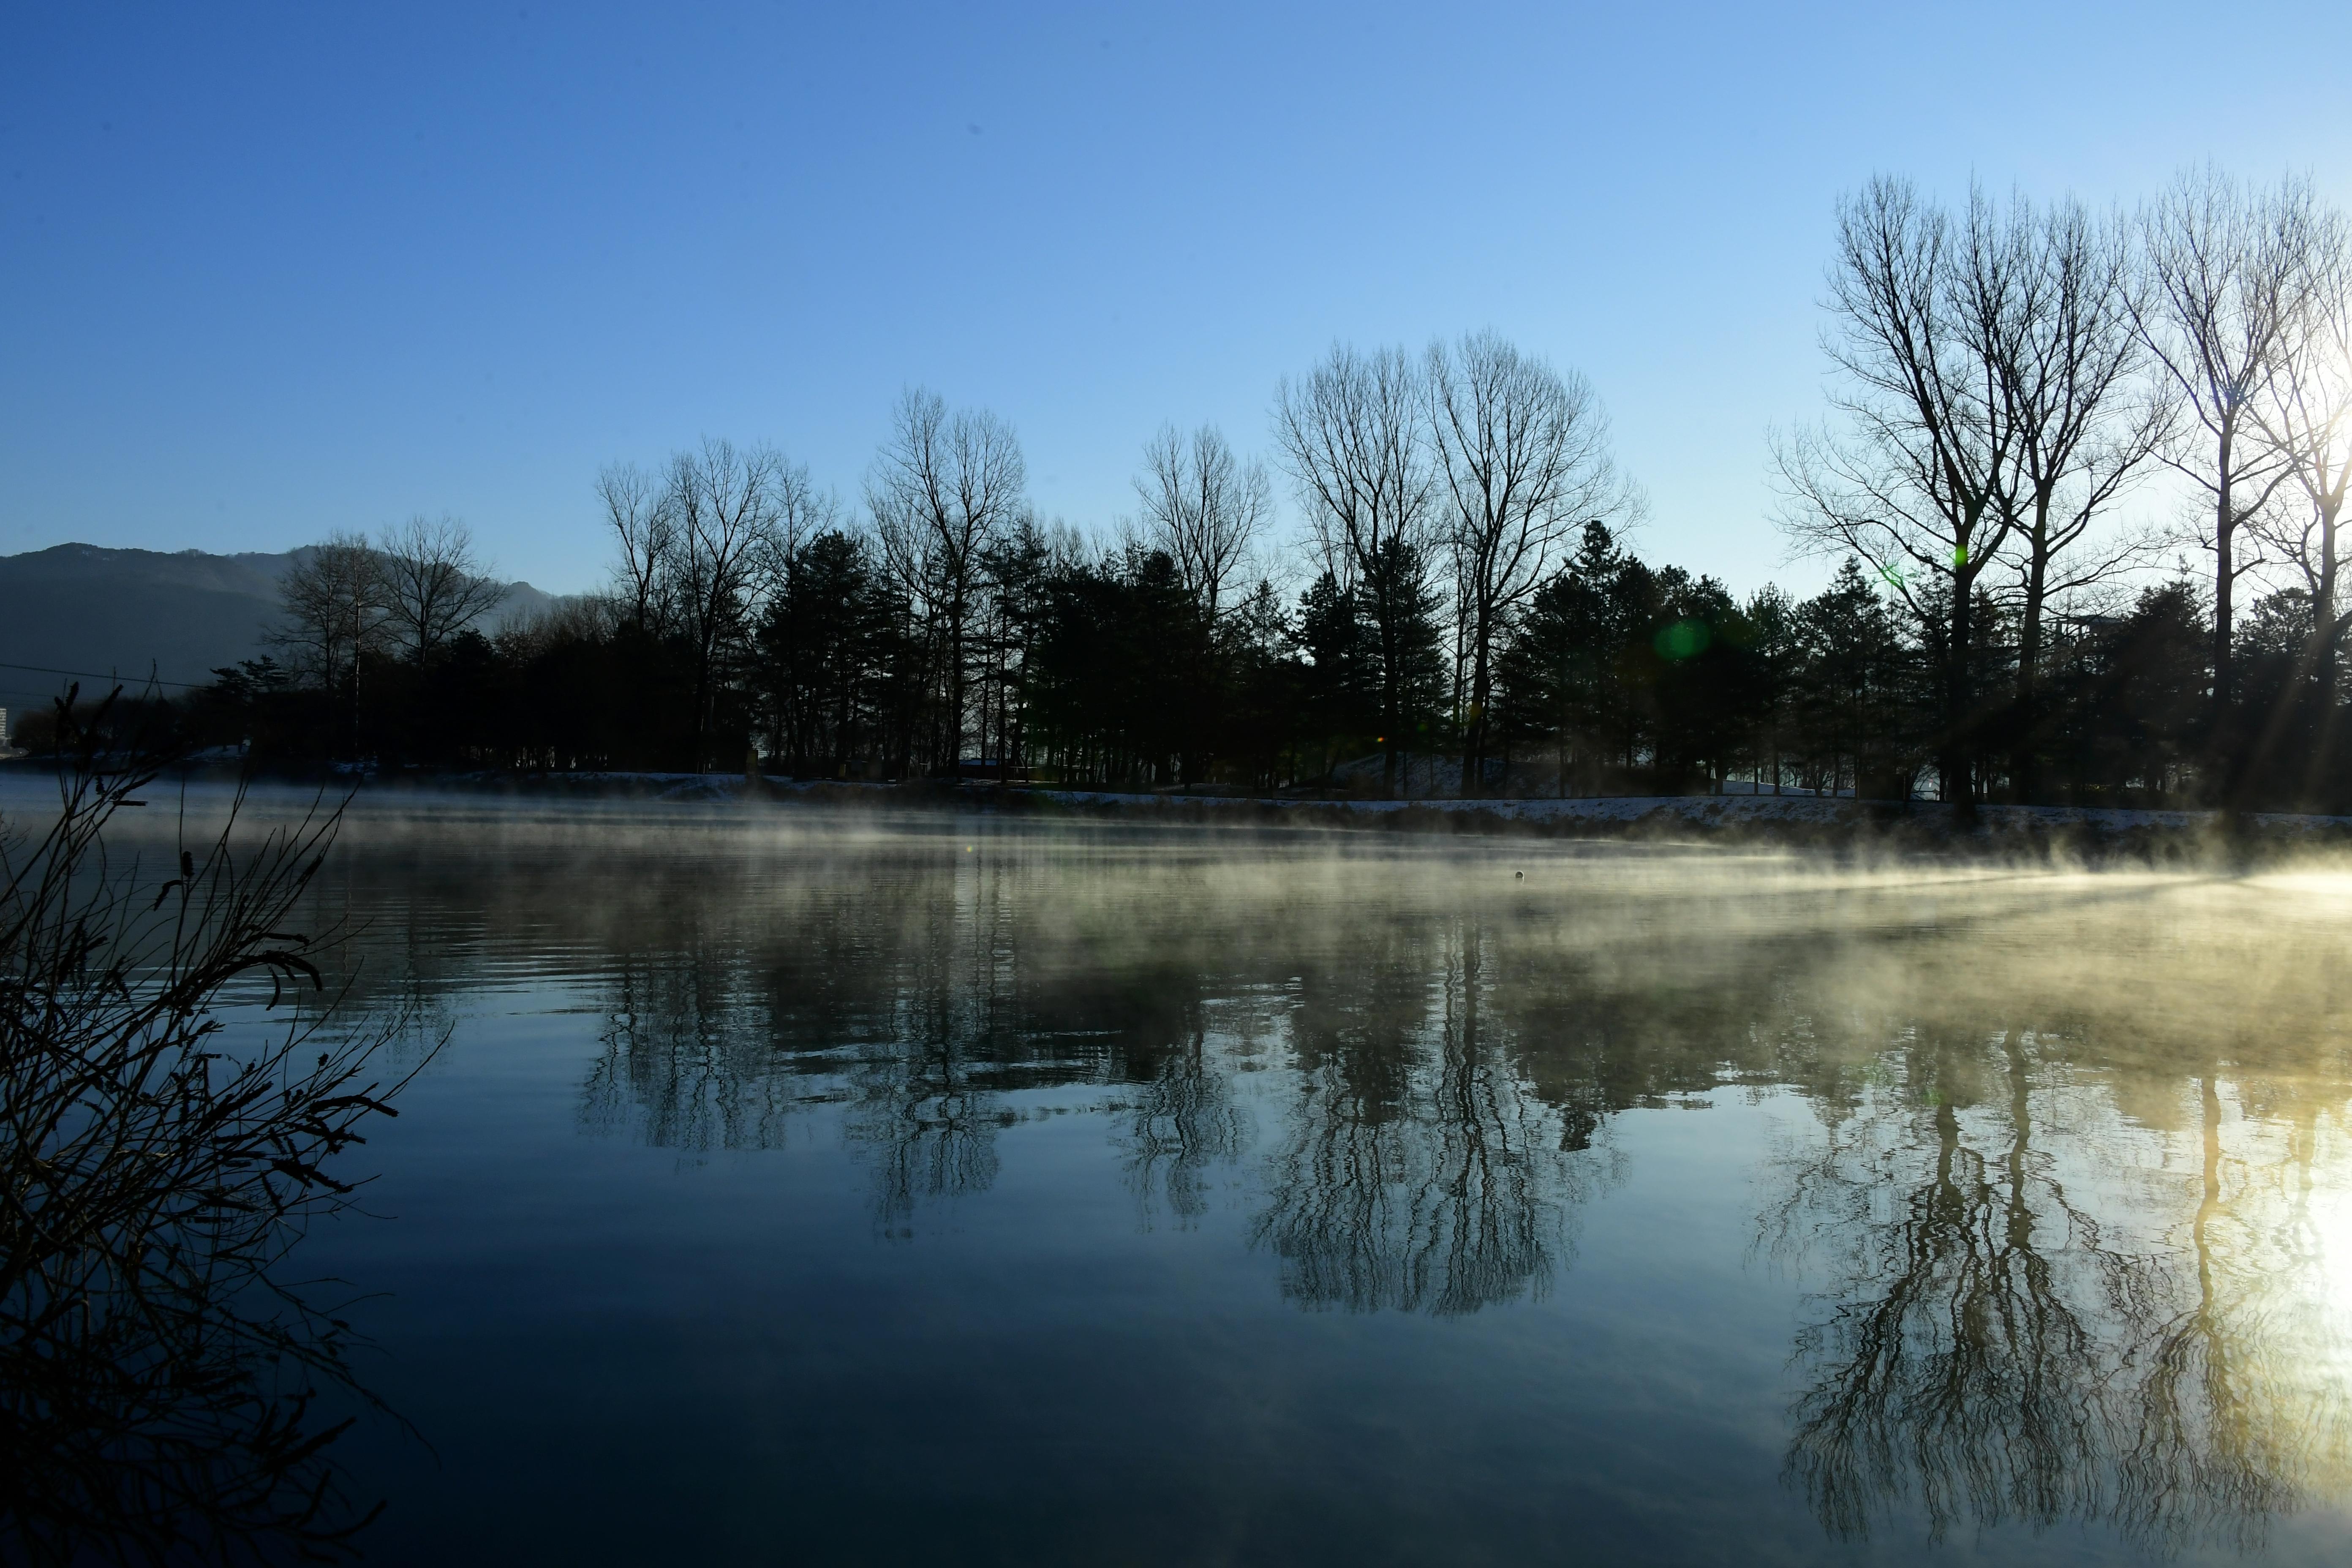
[5,1,2348,596]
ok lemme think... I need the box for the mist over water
[52,784,2352,1564]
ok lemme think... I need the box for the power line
[0,660,211,691]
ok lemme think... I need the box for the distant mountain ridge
[0,543,558,708]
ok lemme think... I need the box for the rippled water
[114,795,2352,1562]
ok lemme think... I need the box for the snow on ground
[1024,787,2352,841]
[379,769,2352,844]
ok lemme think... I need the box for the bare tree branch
[377,513,508,662]
[1133,423,1272,625]
[597,461,676,637]
[1428,330,1639,794]
[1776,176,2030,811]
[2133,166,2319,715]
[867,389,1028,773]
[1272,343,1436,791]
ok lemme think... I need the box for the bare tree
[272,533,384,686]
[1428,331,1637,795]
[1778,178,2028,814]
[376,513,508,662]
[1133,424,1273,625]
[270,532,386,758]
[868,389,1029,774]
[2249,204,2352,713]
[2135,167,2318,728]
[597,461,676,637]
[664,438,802,768]
[751,461,839,596]
[1984,195,2168,798]
[1131,423,1274,786]
[1273,344,1437,793]
[492,592,615,664]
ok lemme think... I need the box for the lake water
[106,798,2352,1562]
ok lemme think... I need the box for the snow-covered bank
[359,770,2352,856]
[1017,788,2352,849]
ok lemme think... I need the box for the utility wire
[0,659,211,690]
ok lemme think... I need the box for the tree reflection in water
[311,815,2352,1552]
[1117,1002,1251,1230]
[568,852,1610,1307]
[1767,1021,2352,1552]
[583,956,808,1155]
[1253,917,1602,1315]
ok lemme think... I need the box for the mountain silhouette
[0,543,556,708]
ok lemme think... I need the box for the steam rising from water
[16,779,2352,1557]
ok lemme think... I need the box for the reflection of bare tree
[846,1034,1004,1227]
[2115,1075,2345,1550]
[553,847,1259,1228]
[1121,1014,1249,1228]
[1769,1032,2352,1553]
[841,860,1014,1227]
[581,953,803,1154]
[844,972,1006,1228]
[1775,1034,2106,1538]
[1254,920,1594,1315]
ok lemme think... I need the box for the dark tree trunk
[1942,561,1980,822]
[2012,546,2049,805]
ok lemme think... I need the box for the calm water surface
[208,800,2352,1562]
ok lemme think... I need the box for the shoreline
[8,759,2345,859]
[355,768,2352,860]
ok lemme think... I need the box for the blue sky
[5,1,2348,596]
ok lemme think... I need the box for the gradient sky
[5,1,2349,596]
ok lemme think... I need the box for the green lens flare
[1653,618,1712,661]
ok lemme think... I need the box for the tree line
[26,166,2349,810]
